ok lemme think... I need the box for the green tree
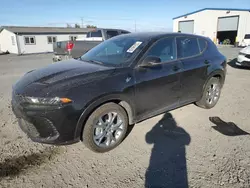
[86,25,97,28]
[75,24,81,28]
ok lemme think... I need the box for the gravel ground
[0,48,250,188]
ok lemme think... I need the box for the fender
[74,93,135,140]
[202,69,225,92]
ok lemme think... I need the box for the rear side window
[245,34,250,39]
[198,38,207,53]
[176,37,200,58]
[106,30,119,39]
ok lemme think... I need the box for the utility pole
[134,20,136,32]
[81,17,84,28]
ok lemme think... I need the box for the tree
[75,24,81,28]
[86,25,97,28]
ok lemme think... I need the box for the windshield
[80,35,147,66]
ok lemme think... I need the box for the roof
[173,8,250,20]
[0,26,93,34]
[114,32,208,41]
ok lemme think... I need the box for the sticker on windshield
[127,41,142,53]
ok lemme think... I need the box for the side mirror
[140,56,161,68]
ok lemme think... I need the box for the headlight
[21,96,72,105]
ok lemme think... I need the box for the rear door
[177,36,208,103]
[134,37,182,119]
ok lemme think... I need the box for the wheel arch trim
[74,94,135,140]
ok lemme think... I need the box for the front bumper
[11,95,80,145]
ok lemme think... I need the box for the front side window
[176,37,200,58]
[24,36,36,45]
[145,37,176,62]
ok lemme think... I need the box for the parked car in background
[53,28,130,62]
[239,34,250,47]
[12,32,227,152]
[236,46,250,67]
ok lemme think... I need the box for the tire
[82,102,128,153]
[196,77,221,109]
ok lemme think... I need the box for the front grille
[18,118,40,138]
[18,117,59,142]
[12,93,60,142]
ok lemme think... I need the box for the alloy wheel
[206,83,220,105]
[93,112,124,148]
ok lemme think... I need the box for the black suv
[12,32,227,152]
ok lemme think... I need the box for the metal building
[173,8,250,46]
[0,26,92,54]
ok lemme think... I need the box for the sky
[0,0,249,32]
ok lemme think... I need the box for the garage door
[217,16,239,31]
[178,21,194,34]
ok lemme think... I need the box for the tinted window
[177,37,200,58]
[245,34,250,39]
[106,30,119,39]
[198,38,207,53]
[121,31,130,34]
[146,37,176,62]
[91,30,102,37]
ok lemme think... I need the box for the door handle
[204,60,210,64]
[173,66,180,72]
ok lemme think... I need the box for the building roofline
[0,26,92,35]
[173,8,250,20]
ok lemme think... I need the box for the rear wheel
[82,103,128,153]
[196,77,221,109]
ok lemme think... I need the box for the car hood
[240,46,250,54]
[14,59,115,95]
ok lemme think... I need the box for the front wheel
[196,77,222,109]
[82,103,128,153]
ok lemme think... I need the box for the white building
[0,26,92,54]
[173,8,250,45]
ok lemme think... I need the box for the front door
[134,37,182,120]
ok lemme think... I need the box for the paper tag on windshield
[127,41,142,53]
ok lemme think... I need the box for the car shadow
[0,147,61,178]
[145,112,191,188]
[227,58,250,70]
[209,117,249,136]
